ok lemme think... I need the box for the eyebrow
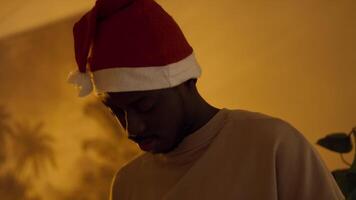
[101,95,148,109]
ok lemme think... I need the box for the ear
[180,79,199,100]
[175,79,198,97]
[184,79,197,89]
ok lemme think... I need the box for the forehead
[99,88,169,107]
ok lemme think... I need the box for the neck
[182,98,220,138]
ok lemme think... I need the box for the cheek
[151,107,184,137]
[146,91,185,140]
[153,113,185,153]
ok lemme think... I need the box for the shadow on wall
[0,15,140,200]
[0,105,55,200]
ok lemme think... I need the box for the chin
[159,140,182,154]
[144,134,183,154]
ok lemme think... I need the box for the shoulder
[224,109,319,166]
[223,110,345,199]
[110,153,151,200]
[225,110,303,139]
[222,108,307,149]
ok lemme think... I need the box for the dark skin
[100,79,219,154]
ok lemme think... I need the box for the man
[68,0,345,199]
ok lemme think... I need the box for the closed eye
[102,101,126,118]
[135,98,155,113]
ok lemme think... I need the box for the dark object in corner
[317,127,356,199]
[317,133,352,153]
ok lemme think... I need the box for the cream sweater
[111,108,345,200]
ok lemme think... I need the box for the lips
[138,138,158,151]
[128,135,158,152]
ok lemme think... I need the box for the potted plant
[317,127,356,199]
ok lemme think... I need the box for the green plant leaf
[317,133,352,153]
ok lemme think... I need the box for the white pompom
[67,70,94,97]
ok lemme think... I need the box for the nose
[125,110,146,135]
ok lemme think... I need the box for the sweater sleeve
[274,120,345,200]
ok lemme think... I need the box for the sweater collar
[155,108,229,163]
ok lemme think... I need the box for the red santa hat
[68,0,201,97]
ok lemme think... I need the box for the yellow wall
[158,0,356,170]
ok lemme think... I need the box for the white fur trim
[67,70,94,97]
[92,53,201,93]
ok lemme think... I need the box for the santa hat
[68,0,201,97]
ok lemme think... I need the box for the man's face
[101,87,187,153]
